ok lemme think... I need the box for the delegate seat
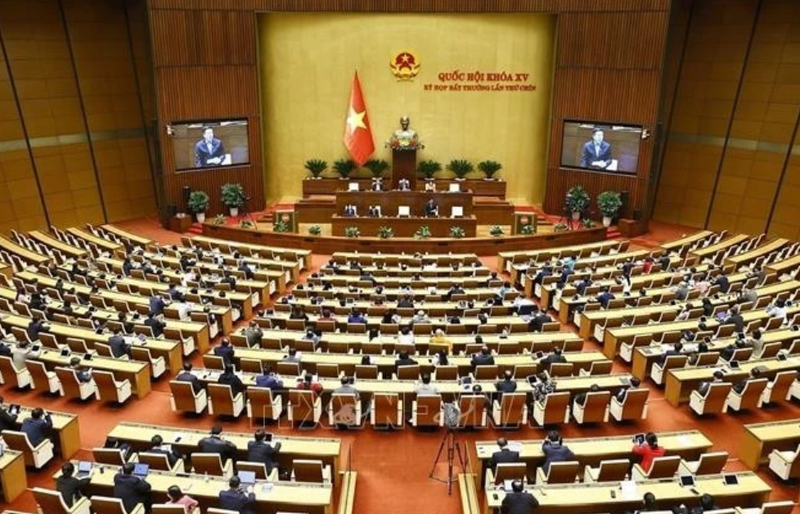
[0,355,31,389]
[679,451,728,476]
[457,395,487,429]
[535,461,580,484]
[547,362,573,378]
[761,371,795,405]
[434,366,458,380]
[328,393,362,427]
[578,360,613,376]
[91,495,145,514]
[491,392,528,428]
[288,389,322,426]
[246,387,283,421]
[169,380,208,414]
[412,394,443,427]
[92,447,129,465]
[31,487,90,514]
[768,444,800,480]
[55,367,96,401]
[631,455,681,481]
[735,502,795,514]
[138,452,185,473]
[473,365,498,380]
[292,459,332,484]
[208,383,245,417]
[92,370,132,404]
[573,391,610,424]
[533,392,570,426]
[396,365,420,380]
[152,505,200,514]
[236,461,274,480]
[610,388,649,421]
[26,360,61,394]
[583,459,630,483]
[4,430,55,468]
[371,393,403,429]
[690,382,732,416]
[131,347,166,378]
[726,378,769,412]
[651,355,688,386]
[485,462,526,489]
[191,452,234,478]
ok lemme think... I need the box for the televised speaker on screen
[561,121,641,174]
[171,119,250,172]
[195,126,227,167]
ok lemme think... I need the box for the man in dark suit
[471,346,495,368]
[733,367,763,394]
[148,434,182,468]
[176,363,202,394]
[198,425,237,465]
[726,307,745,333]
[541,430,576,474]
[533,266,553,286]
[247,429,282,473]
[109,329,132,359]
[69,357,93,383]
[490,438,520,471]
[218,365,245,396]
[658,341,684,366]
[144,313,166,338]
[714,274,730,294]
[20,407,52,447]
[615,377,641,402]
[238,260,254,280]
[113,462,152,513]
[243,321,263,348]
[539,347,567,369]
[194,126,227,168]
[219,476,256,514]
[579,128,613,169]
[167,283,185,302]
[394,350,418,372]
[214,339,235,367]
[696,370,724,397]
[424,199,438,217]
[0,396,19,432]
[495,370,518,398]
[148,294,166,316]
[26,317,49,341]
[527,307,552,332]
[501,480,538,514]
[596,287,616,308]
[56,461,92,508]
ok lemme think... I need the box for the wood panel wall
[149,0,671,219]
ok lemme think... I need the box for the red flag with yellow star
[343,72,374,166]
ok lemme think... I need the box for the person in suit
[733,367,763,394]
[696,370,724,396]
[165,485,199,514]
[243,321,262,348]
[615,377,642,402]
[167,283,185,302]
[0,396,19,432]
[691,493,719,514]
[0,342,11,358]
[194,126,227,168]
[247,429,281,473]
[596,287,616,308]
[219,476,256,514]
[424,199,438,217]
[56,462,92,508]
[68,357,93,383]
[573,383,600,409]
[237,260,254,280]
[114,462,152,513]
[714,274,730,294]
[527,306,553,332]
[414,373,439,395]
[539,347,567,369]
[343,204,357,217]
[198,425,237,465]
[471,346,495,368]
[632,432,665,472]
[144,312,166,338]
[176,363,202,394]
[395,350,418,372]
[370,178,383,191]
[541,430,576,473]
[218,364,245,396]
[214,339,236,367]
[501,480,538,514]
[397,178,411,191]
[658,341,684,366]
[333,376,360,400]
[26,317,49,341]
[533,265,553,286]
[725,307,745,333]
[490,438,520,471]
[11,340,41,370]
[720,337,749,362]
[255,364,284,390]
[117,312,135,335]
[148,434,183,468]
[20,407,52,447]
[579,128,613,169]
[495,370,518,398]
[108,329,132,359]
[148,294,167,316]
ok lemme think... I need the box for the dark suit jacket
[219,489,256,514]
[148,297,166,316]
[57,475,91,508]
[541,442,576,473]
[727,314,745,333]
[490,448,520,471]
[501,491,539,514]
[195,138,226,168]
[579,140,612,169]
[244,328,262,348]
[113,474,152,513]
[198,435,237,464]
[0,407,19,432]
[528,314,552,332]
[658,349,682,366]
[214,345,235,366]
[247,440,282,472]
[20,415,52,447]
[109,335,131,358]
[495,379,518,395]
[144,317,165,338]
[218,372,245,396]
[471,354,495,368]
[176,371,202,394]
[149,446,181,468]
[394,358,418,371]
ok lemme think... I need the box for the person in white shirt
[397,328,415,346]
[766,299,788,324]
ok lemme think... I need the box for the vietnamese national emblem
[390,51,420,81]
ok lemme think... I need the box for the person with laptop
[56,462,92,508]
[0,396,19,432]
[113,462,152,513]
[219,475,256,514]
[631,432,665,472]
[165,485,199,514]
[247,429,282,474]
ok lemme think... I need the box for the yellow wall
[259,13,555,205]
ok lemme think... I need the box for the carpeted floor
[2,216,799,514]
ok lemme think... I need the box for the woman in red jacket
[632,432,666,472]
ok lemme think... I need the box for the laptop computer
[133,463,150,478]
[238,471,257,487]
[679,475,695,487]
[77,461,92,477]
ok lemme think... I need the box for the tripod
[429,428,466,495]
[237,197,259,230]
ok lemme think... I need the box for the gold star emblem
[346,107,367,133]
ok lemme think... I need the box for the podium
[392,148,417,191]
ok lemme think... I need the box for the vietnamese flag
[343,72,375,166]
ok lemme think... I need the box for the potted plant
[273,220,290,232]
[478,160,502,180]
[365,159,390,179]
[554,222,569,232]
[333,158,356,180]
[489,225,504,237]
[565,185,591,221]
[417,160,442,181]
[304,159,327,179]
[446,159,474,180]
[581,218,596,229]
[220,183,245,217]
[308,225,322,236]
[414,225,432,240]
[520,224,534,235]
[187,191,210,223]
[240,220,255,229]
[344,226,360,238]
[377,226,394,239]
[449,226,466,239]
[212,214,225,225]
[597,190,623,227]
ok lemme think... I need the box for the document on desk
[677,435,692,447]
[621,480,638,500]
[507,442,523,453]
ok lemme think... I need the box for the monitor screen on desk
[171,119,250,172]
[560,120,642,174]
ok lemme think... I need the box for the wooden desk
[691,234,749,259]
[0,450,26,503]
[336,190,475,217]
[727,238,789,267]
[664,355,800,407]
[108,422,341,478]
[498,239,625,274]
[740,418,800,470]
[661,231,714,254]
[331,215,478,238]
[35,349,151,398]
[265,311,531,332]
[28,230,87,259]
[100,224,153,246]
[67,227,122,253]
[333,251,480,266]
[14,406,81,458]
[767,254,800,275]
[483,472,769,514]
[61,462,333,514]
[0,235,50,265]
[191,235,312,271]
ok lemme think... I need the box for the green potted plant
[417,160,442,181]
[520,224,534,235]
[446,159,474,180]
[220,182,245,217]
[240,220,255,229]
[565,185,591,221]
[187,191,210,223]
[344,226,360,238]
[308,225,322,236]
[333,158,356,180]
[304,159,327,179]
[377,226,394,239]
[554,222,569,232]
[581,218,596,229]
[489,225,504,237]
[449,226,465,239]
[597,190,623,227]
[478,160,502,180]
[364,159,390,179]
[273,220,290,232]
[414,225,432,240]
[212,214,225,225]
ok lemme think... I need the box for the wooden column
[392,149,417,190]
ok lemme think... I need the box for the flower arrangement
[387,133,423,150]
[344,226,360,238]
[449,226,466,239]
[414,225,432,240]
[212,214,226,225]
[240,220,255,229]
[308,225,322,236]
[273,220,289,232]
[520,224,534,235]
[489,225,504,237]
[554,222,569,232]
[377,226,394,239]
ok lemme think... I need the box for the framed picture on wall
[170,119,250,172]
[560,121,642,175]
